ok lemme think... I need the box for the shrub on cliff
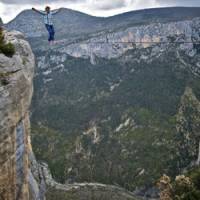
[158,172,200,200]
[0,27,15,57]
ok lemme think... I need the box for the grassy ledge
[0,27,15,57]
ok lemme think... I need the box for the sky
[0,0,200,23]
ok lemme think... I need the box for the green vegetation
[0,27,15,57]
[31,125,75,183]
[0,28,16,85]
[46,187,77,200]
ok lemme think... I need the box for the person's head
[45,6,50,13]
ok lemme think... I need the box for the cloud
[0,0,185,6]
[0,0,83,5]
[89,0,127,10]
[155,0,200,6]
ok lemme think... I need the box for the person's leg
[50,25,55,41]
[45,24,51,42]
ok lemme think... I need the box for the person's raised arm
[32,8,46,15]
[51,8,61,15]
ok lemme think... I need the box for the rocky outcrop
[46,183,138,200]
[0,31,40,200]
[40,163,138,200]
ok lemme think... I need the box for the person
[32,6,61,44]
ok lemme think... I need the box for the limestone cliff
[0,30,40,200]
[60,17,200,63]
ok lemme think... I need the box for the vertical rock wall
[0,30,35,200]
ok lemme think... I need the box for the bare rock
[0,30,37,200]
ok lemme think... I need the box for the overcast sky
[0,0,200,23]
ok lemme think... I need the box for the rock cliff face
[62,17,200,61]
[36,16,200,76]
[0,30,38,200]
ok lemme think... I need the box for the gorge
[1,6,200,199]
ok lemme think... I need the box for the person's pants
[45,24,55,42]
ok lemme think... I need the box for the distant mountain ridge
[5,7,200,40]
